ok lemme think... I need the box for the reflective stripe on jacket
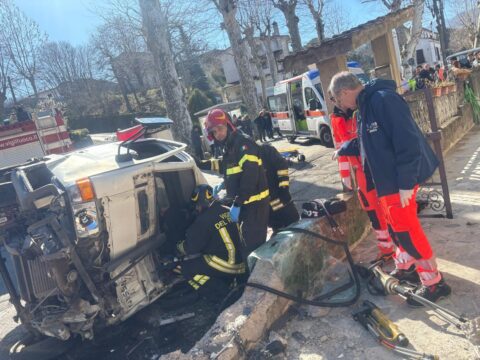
[223,131,269,205]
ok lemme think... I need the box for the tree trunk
[263,35,278,84]
[245,29,267,108]
[284,8,302,52]
[0,91,6,120]
[315,17,325,44]
[403,0,424,63]
[215,0,259,120]
[110,60,133,113]
[139,0,193,145]
[433,0,448,66]
[475,7,480,48]
[7,76,17,104]
[28,76,39,104]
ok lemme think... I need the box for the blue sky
[14,0,390,48]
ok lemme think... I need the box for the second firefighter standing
[205,109,270,259]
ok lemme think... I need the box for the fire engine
[0,109,72,168]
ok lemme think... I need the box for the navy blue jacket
[356,79,439,197]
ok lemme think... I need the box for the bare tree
[448,0,478,47]
[302,0,326,43]
[212,0,259,119]
[92,22,135,112]
[271,0,303,52]
[372,0,426,65]
[324,1,353,37]
[239,0,279,85]
[0,0,47,102]
[139,0,193,145]
[0,41,10,119]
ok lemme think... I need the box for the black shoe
[389,265,420,284]
[407,277,451,307]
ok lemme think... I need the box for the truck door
[268,83,295,135]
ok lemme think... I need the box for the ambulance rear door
[267,82,296,135]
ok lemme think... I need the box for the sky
[13,0,390,48]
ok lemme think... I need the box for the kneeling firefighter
[205,108,270,260]
[177,185,246,296]
[260,144,299,231]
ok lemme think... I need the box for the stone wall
[403,75,477,154]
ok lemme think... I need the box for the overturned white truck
[0,118,212,358]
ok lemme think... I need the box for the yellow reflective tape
[191,192,199,201]
[270,198,281,206]
[279,181,289,187]
[238,154,262,169]
[188,280,199,290]
[226,166,242,175]
[219,227,236,264]
[243,189,269,205]
[277,169,289,176]
[193,274,210,285]
[203,255,245,274]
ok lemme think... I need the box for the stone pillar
[371,31,402,87]
[316,55,348,114]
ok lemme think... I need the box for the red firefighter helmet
[205,108,236,135]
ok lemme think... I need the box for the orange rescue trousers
[353,162,394,256]
[379,186,441,286]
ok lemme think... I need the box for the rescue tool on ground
[368,262,467,329]
[353,300,439,360]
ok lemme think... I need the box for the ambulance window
[305,87,322,110]
[268,94,288,112]
[314,84,324,100]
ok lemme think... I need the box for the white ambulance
[0,109,72,169]
[267,62,368,147]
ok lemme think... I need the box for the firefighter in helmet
[205,108,270,260]
[177,184,245,296]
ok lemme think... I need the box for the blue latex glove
[212,182,225,198]
[229,204,241,222]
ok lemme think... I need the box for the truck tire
[10,334,77,360]
[319,126,334,148]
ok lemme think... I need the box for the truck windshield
[268,94,288,112]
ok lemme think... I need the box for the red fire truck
[0,109,73,168]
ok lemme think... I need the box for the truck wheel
[319,126,334,148]
[10,334,77,360]
[288,136,296,144]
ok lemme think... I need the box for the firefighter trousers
[269,199,300,232]
[379,186,441,286]
[239,199,269,261]
[354,165,394,255]
[181,257,240,298]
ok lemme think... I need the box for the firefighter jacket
[181,202,245,274]
[223,131,269,206]
[259,144,291,211]
[357,79,439,197]
[330,107,358,188]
